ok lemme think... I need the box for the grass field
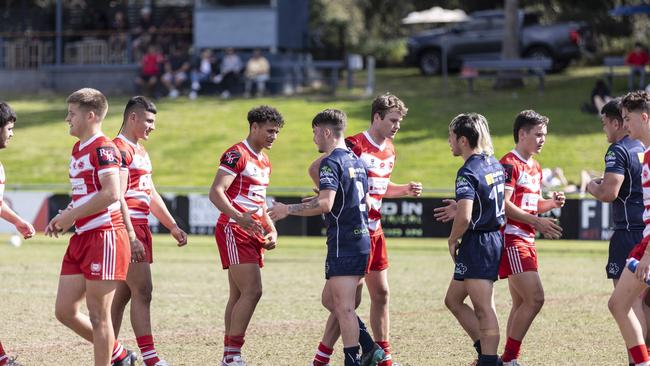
[1,66,633,193]
[0,234,631,365]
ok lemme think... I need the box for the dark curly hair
[0,102,17,129]
[247,105,284,128]
[513,109,549,143]
[621,90,650,114]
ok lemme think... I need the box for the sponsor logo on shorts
[455,262,467,275]
[90,262,102,275]
[608,262,620,275]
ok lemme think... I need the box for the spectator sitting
[541,167,579,194]
[625,42,649,89]
[135,44,164,98]
[582,79,612,114]
[189,49,219,99]
[244,49,270,98]
[161,46,191,98]
[217,48,242,99]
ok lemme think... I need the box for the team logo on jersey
[221,150,241,169]
[96,146,119,166]
[502,164,514,183]
[607,262,620,276]
[605,151,617,168]
[454,262,467,275]
[320,165,334,185]
[456,176,470,194]
[69,154,92,177]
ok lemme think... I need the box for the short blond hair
[66,88,108,120]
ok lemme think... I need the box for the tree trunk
[494,0,524,89]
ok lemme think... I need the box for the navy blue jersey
[319,148,371,257]
[604,135,644,231]
[455,153,506,232]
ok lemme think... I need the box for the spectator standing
[244,49,271,98]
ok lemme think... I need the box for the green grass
[0,234,630,365]
[3,66,627,193]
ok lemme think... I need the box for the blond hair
[66,88,108,120]
[449,113,494,156]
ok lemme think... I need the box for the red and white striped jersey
[217,139,271,225]
[0,162,6,209]
[641,149,650,243]
[114,135,153,225]
[500,150,542,242]
[345,131,396,234]
[69,133,124,234]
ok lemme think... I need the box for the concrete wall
[0,69,48,93]
[194,7,277,49]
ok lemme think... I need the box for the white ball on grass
[9,234,21,247]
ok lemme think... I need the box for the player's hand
[448,238,459,263]
[130,237,146,262]
[407,181,423,197]
[636,253,650,283]
[15,220,35,239]
[171,225,188,247]
[434,199,457,223]
[533,217,563,239]
[235,208,264,235]
[551,191,566,208]
[263,230,277,250]
[268,201,288,222]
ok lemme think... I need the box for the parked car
[405,10,596,75]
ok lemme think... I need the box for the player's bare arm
[586,172,624,203]
[269,189,336,221]
[46,170,121,237]
[447,198,472,262]
[209,169,263,235]
[385,181,423,198]
[119,167,145,261]
[150,184,187,246]
[261,202,277,250]
[537,191,566,213]
[308,155,326,187]
[0,204,35,239]
[434,199,457,223]
[503,189,562,239]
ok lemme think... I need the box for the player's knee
[242,286,263,302]
[333,303,355,317]
[87,307,110,329]
[608,295,625,316]
[528,292,545,311]
[370,285,389,305]
[444,294,460,313]
[132,283,153,304]
[54,305,74,324]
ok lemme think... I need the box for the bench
[460,58,552,95]
[603,56,647,91]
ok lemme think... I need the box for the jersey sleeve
[117,143,132,171]
[218,146,246,176]
[93,142,121,176]
[604,144,627,175]
[318,157,340,192]
[345,136,362,157]
[501,157,518,191]
[455,167,477,201]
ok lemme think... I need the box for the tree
[495,0,524,88]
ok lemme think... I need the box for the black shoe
[112,350,137,366]
[360,343,385,366]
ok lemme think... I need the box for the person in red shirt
[135,45,164,98]
[0,102,36,366]
[46,88,133,366]
[609,90,650,366]
[111,96,188,366]
[625,42,650,90]
[209,106,283,366]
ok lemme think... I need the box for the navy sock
[479,354,498,366]
[357,316,375,354]
[343,346,360,366]
[473,339,482,356]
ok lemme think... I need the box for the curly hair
[621,90,650,114]
[0,102,17,129]
[371,93,408,122]
[247,105,284,128]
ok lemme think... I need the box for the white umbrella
[402,6,470,24]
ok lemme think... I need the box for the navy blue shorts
[454,231,503,281]
[607,230,643,279]
[325,254,369,279]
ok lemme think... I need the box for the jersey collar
[117,134,138,148]
[79,132,104,150]
[363,130,386,151]
[242,139,262,160]
[511,149,534,167]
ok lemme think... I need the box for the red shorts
[367,231,389,271]
[61,228,130,281]
[215,222,265,269]
[133,224,154,263]
[498,234,538,279]
[629,238,649,260]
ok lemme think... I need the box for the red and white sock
[501,337,522,362]
[629,344,650,365]
[111,341,128,363]
[0,341,8,366]
[137,335,161,366]
[223,334,245,362]
[376,340,392,366]
[312,342,333,366]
